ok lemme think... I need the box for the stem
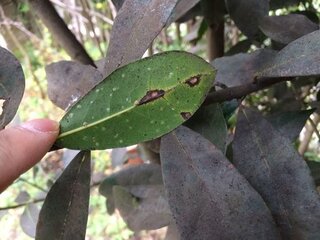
[29,0,95,66]
[205,77,290,104]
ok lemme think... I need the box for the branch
[205,77,290,104]
[29,0,96,66]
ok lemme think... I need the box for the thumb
[0,119,59,192]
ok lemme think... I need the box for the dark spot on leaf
[185,75,201,87]
[180,112,192,120]
[137,89,165,105]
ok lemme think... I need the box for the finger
[0,119,59,192]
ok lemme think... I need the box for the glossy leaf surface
[36,151,91,240]
[267,109,314,141]
[160,126,280,240]
[233,108,320,239]
[185,103,227,153]
[55,51,215,150]
[0,47,25,129]
[257,30,320,77]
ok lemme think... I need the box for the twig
[308,115,320,142]
[0,198,45,210]
[205,77,290,104]
[29,0,96,66]
[18,178,48,193]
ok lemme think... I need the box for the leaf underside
[36,151,91,240]
[233,108,320,239]
[55,51,215,150]
[160,126,280,240]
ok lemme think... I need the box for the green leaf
[233,108,320,239]
[185,103,228,153]
[160,126,281,239]
[36,151,91,240]
[0,47,25,129]
[257,30,320,77]
[55,51,215,150]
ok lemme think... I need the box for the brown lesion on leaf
[180,112,192,120]
[185,75,201,87]
[136,89,165,105]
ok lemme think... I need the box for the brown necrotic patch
[137,89,165,105]
[185,75,201,87]
[180,112,192,120]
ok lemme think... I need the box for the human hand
[0,119,59,193]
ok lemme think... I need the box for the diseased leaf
[101,0,180,77]
[307,161,320,186]
[267,109,315,141]
[46,61,102,110]
[99,163,162,214]
[21,204,40,238]
[260,14,319,45]
[160,126,281,240]
[113,185,172,231]
[233,108,320,239]
[257,30,320,77]
[225,0,269,38]
[0,47,25,129]
[185,103,227,153]
[36,151,91,240]
[213,49,277,87]
[55,51,215,150]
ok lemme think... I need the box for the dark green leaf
[257,30,320,78]
[233,108,320,239]
[99,163,162,214]
[221,99,239,121]
[160,126,281,240]
[260,14,319,45]
[36,151,91,240]
[267,109,315,141]
[213,49,276,87]
[21,204,40,238]
[46,61,102,110]
[55,51,215,150]
[101,0,180,77]
[185,103,227,153]
[113,185,172,231]
[307,161,320,186]
[0,47,25,129]
[225,39,252,56]
[225,0,269,39]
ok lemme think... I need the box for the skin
[0,119,59,193]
